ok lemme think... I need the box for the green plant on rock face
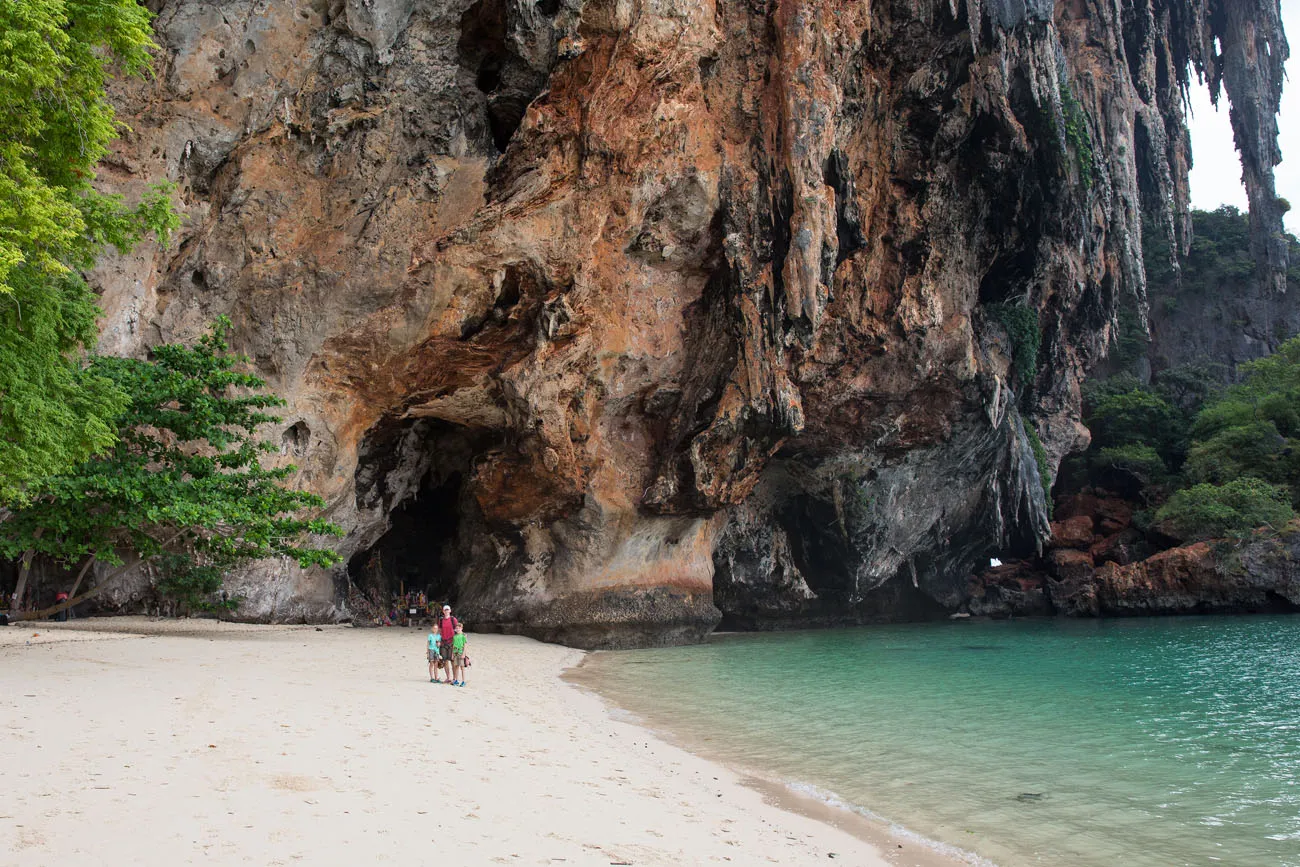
[0,0,180,503]
[1091,444,1167,484]
[832,471,874,540]
[1154,477,1295,541]
[1058,81,1094,189]
[989,301,1042,387]
[0,319,343,616]
[1024,422,1053,513]
[1106,305,1149,375]
[1179,336,1300,501]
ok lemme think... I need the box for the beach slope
[0,620,896,865]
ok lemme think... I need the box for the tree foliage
[988,301,1041,387]
[1067,209,1300,544]
[1076,336,1300,542]
[1077,371,1205,490]
[0,0,179,502]
[1154,478,1295,542]
[1145,206,1300,291]
[0,319,342,613]
[1092,444,1168,486]
[1182,337,1300,500]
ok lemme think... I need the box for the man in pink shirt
[435,604,459,684]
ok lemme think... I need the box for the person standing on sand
[435,604,459,684]
[426,626,443,683]
[450,621,468,687]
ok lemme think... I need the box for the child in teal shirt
[426,628,442,683]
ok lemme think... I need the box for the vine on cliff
[1025,423,1053,513]
[989,301,1042,388]
[1058,82,1094,189]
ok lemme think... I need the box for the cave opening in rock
[348,471,466,607]
[458,0,549,154]
[348,419,497,612]
[978,246,1039,305]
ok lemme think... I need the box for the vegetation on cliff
[1155,478,1294,542]
[1069,209,1300,542]
[0,320,343,617]
[988,300,1042,388]
[1145,206,1300,297]
[0,0,178,503]
[1079,345,1300,541]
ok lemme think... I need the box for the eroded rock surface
[969,492,1300,619]
[1056,535,1300,617]
[91,0,1289,644]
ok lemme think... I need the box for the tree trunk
[10,527,45,611]
[68,555,96,599]
[15,557,144,622]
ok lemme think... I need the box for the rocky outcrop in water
[89,0,1289,645]
[969,488,1300,618]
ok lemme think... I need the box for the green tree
[1091,444,1168,486]
[1088,386,1182,456]
[1154,478,1295,542]
[0,0,179,502]
[1184,337,1300,499]
[0,319,342,617]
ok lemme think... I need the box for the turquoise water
[577,617,1300,866]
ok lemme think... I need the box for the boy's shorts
[451,651,464,666]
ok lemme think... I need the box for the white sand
[0,619,938,866]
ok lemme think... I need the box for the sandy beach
[0,619,960,866]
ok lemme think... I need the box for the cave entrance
[348,471,466,609]
[347,419,496,617]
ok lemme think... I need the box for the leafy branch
[1,318,342,617]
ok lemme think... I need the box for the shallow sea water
[578,616,1300,866]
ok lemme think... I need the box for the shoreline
[565,654,983,867]
[1,617,946,865]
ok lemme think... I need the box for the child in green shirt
[451,622,468,687]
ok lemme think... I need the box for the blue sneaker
[458,681,466,687]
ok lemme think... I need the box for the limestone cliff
[1140,207,1300,382]
[91,0,1288,645]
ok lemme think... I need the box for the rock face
[91,0,1288,645]
[1055,535,1300,617]
[1145,214,1300,383]
[969,491,1300,618]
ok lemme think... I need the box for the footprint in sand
[270,774,323,792]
